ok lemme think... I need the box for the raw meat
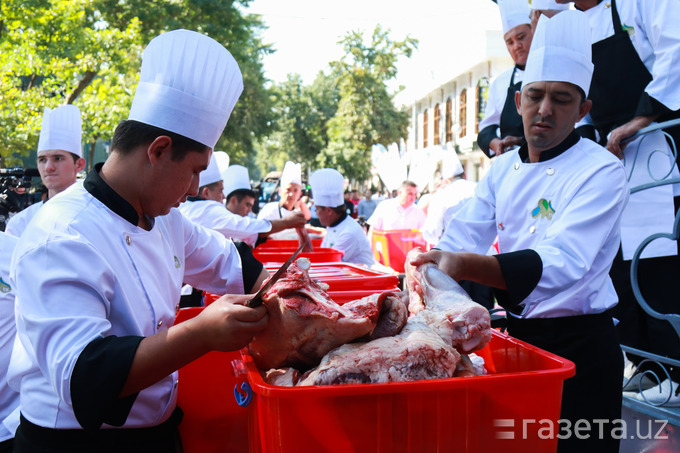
[248,258,409,370]
[405,247,491,354]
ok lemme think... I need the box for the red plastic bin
[202,289,399,306]
[237,329,575,453]
[253,247,344,264]
[264,262,399,292]
[371,229,427,273]
[174,307,248,453]
[255,238,323,250]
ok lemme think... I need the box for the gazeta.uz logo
[0,278,11,294]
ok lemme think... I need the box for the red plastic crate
[174,307,248,453]
[202,289,399,306]
[263,262,399,292]
[238,329,575,453]
[253,247,344,264]
[371,229,427,273]
[255,238,323,250]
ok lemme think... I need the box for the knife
[246,241,307,308]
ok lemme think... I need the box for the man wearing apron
[410,12,627,452]
[560,0,680,403]
[477,0,533,158]
[9,30,269,452]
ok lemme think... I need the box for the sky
[242,0,504,100]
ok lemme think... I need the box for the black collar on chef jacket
[518,130,580,164]
[329,211,348,228]
[84,162,143,227]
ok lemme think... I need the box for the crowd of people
[0,0,679,452]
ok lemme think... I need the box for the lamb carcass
[248,258,409,370]
[405,247,492,354]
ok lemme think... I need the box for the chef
[309,168,375,266]
[0,232,19,452]
[5,104,86,237]
[257,160,311,240]
[410,12,627,452]
[477,0,533,158]
[556,0,680,405]
[8,29,269,452]
[180,157,306,250]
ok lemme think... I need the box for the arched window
[423,109,429,148]
[445,98,453,143]
[459,89,467,138]
[434,104,441,146]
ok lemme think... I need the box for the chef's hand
[409,250,507,291]
[283,212,307,229]
[408,250,467,294]
[489,136,523,156]
[198,294,269,352]
[606,115,656,159]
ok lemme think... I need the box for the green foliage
[264,25,416,182]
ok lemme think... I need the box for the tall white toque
[498,0,531,34]
[37,105,82,157]
[222,165,251,199]
[199,152,222,187]
[128,29,244,149]
[530,0,569,10]
[523,10,594,96]
[280,161,302,187]
[310,168,345,208]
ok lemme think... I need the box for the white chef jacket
[321,215,375,266]
[438,134,629,318]
[8,173,244,430]
[367,199,426,231]
[257,202,297,240]
[478,67,525,156]
[0,233,19,442]
[179,199,272,247]
[582,0,680,259]
[4,201,43,238]
[422,178,477,245]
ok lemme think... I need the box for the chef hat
[128,29,244,149]
[498,0,531,35]
[37,105,82,157]
[213,150,230,175]
[199,152,222,187]
[523,10,593,96]
[222,165,251,198]
[310,169,345,208]
[530,0,569,11]
[280,161,302,187]
[442,152,464,178]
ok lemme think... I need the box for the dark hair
[400,180,417,190]
[110,120,209,160]
[226,188,257,203]
[331,205,346,215]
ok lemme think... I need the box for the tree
[320,26,417,181]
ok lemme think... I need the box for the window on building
[459,89,467,138]
[434,104,441,146]
[423,109,428,148]
[476,77,489,135]
[445,98,453,143]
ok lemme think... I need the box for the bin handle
[233,382,253,407]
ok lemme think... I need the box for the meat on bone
[248,258,409,370]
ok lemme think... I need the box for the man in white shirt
[0,232,19,452]
[5,105,86,237]
[367,180,426,233]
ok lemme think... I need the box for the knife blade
[246,241,307,308]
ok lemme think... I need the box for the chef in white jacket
[5,105,86,237]
[257,161,311,240]
[557,0,680,406]
[410,12,627,453]
[0,233,19,452]
[309,168,375,266]
[8,29,268,452]
[477,0,533,158]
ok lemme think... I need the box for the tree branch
[66,70,97,104]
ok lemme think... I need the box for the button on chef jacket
[179,198,272,247]
[321,215,375,266]
[257,201,297,240]
[437,133,629,318]
[8,164,244,430]
[0,233,19,441]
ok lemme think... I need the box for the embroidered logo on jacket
[174,256,181,269]
[532,199,555,220]
[622,23,635,37]
[0,278,11,293]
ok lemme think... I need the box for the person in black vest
[557,0,680,406]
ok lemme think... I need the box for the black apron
[499,66,525,139]
[588,0,652,141]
